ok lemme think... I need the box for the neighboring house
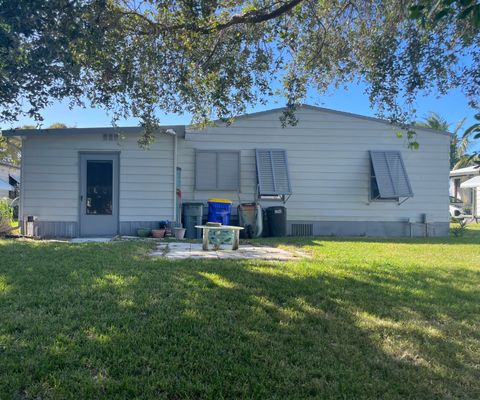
[0,162,20,199]
[450,165,480,218]
[4,105,451,238]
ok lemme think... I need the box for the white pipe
[19,136,25,234]
[165,129,178,223]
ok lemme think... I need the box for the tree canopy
[0,135,20,165]
[1,0,479,147]
[416,112,476,169]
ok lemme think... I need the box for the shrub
[0,200,13,235]
[450,217,467,237]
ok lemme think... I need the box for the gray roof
[2,125,186,138]
[450,165,480,177]
[1,105,452,138]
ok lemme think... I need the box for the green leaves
[409,0,480,30]
[0,0,479,150]
[434,8,452,21]
[463,113,480,140]
[0,134,21,165]
[0,0,110,124]
[406,130,419,150]
[409,5,426,19]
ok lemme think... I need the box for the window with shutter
[369,151,413,201]
[195,150,240,191]
[255,149,292,198]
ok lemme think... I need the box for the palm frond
[452,156,473,170]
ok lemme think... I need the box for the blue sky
[2,82,478,150]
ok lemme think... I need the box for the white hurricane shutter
[195,151,217,190]
[370,151,413,198]
[256,149,292,196]
[217,151,239,190]
[195,150,240,191]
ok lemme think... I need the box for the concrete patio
[150,242,306,260]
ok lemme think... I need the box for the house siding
[21,132,174,236]
[179,107,450,231]
[18,106,451,237]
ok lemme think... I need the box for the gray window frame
[194,150,241,191]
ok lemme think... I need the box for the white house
[3,105,452,237]
[0,162,20,199]
[450,165,480,218]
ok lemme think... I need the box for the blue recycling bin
[207,198,233,225]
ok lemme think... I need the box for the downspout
[19,136,25,234]
[165,129,177,224]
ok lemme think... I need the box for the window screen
[195,150,240,191]
[86,160,113,215]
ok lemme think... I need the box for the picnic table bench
[195,225,244,251]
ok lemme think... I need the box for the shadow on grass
[248,233,480,247]
[0,240,479,398]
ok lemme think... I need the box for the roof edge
[2,104,453,138]
[0,161,20,169]
[450,166,480,177]
[2,125,186,137]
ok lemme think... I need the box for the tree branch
[201,32,225,67]
[209,0,305,32]
[118,0,306,35]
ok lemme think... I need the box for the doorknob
[80,195,83,202]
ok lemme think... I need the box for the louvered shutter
[256,149,292,196]
[370,151,413,198]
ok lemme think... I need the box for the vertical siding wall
[21,132,174,235]
[179,107,451,225]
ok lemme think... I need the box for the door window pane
[86,160,113,215]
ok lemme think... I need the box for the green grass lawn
[1,227,479,399]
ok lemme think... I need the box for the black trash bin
[262,209,270,237]
[182,202,204,239]
[266,206,287,237]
